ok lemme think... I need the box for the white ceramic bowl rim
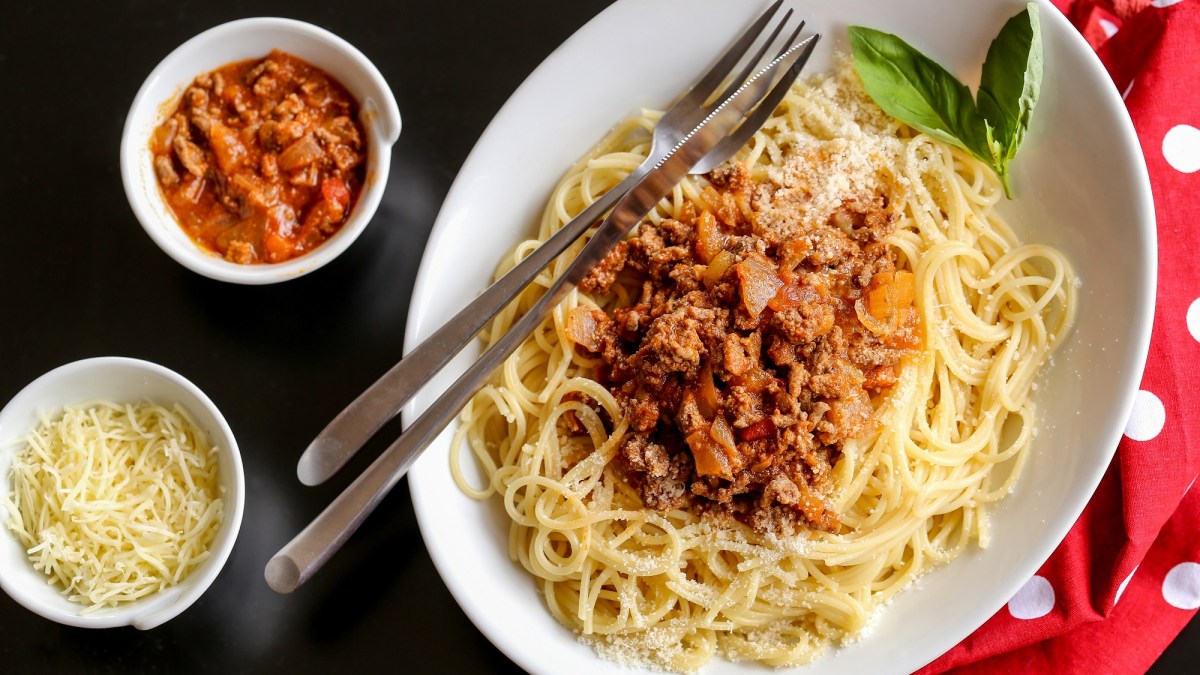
[0,357,246,629]
[120,17,402,284]
[403,1,1156,673]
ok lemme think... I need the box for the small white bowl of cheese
[0,357,244,629]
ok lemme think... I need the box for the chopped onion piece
[687,430,732,480]
[566,307,605,353]
[695,210,726,263]
[703,250,736,287]
[736,253,784,319]
[709,416,737,454]
[279,133,325,171]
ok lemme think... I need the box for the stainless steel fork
[295,0,808,487]
[266,18,818,594]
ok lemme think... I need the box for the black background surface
[0,1,1193,672]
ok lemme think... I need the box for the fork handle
[268,210,592,592]
[267,137,687,592]
[295,165,647,486]
[267,30,820,593]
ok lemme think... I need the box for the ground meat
[173,136,208,177]
[154,155,180,186]
[622,434,669,475]
[787,363,811,398]
[807,227,859,267]
[808,359,863,399]
[628,223,665,269]
[579,240,629,294]
[582,163,918,535]
[764,474,801,505]
[723,331,761,377]
[647,245,691,281]
[658,218,697,247]
[624,389,661,433]
[726,385,767,429]
[638,448,693,511]
[225,240,255,264]
[774,302,835,344]
[632,296,727,387]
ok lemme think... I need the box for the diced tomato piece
[262,229,295,263]
[322,177,350,210]
[739,419,776,441]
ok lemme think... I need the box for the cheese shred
[4,400,224,613]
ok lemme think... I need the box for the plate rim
[404,1,1157,672]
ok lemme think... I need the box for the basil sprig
[849,3,1042,198]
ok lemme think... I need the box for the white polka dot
[1163,562,1200,609]
[1009,575,1055,619]
[1152,0,1185,7]
[1115,566,1138,604]
[1124,390,1166,441]
[1098,18,1119,38]
[1163,125,1200,173]
[1188,297,1200,343]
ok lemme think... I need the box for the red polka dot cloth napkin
[921,1,1200,673]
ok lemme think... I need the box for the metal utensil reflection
[266,31,820,594]
[297,0,806,487]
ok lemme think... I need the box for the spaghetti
[450,58,1076,670]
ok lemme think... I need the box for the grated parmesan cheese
[3,400,224,613]
[752,55,907,240]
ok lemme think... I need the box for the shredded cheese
[3,400,224,613]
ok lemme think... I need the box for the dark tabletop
[0,1,1193,673]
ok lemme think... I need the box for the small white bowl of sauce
[120,17,401,284]
[0,357,245,628]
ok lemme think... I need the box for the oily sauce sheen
[151,50,367,264]
[568,163,921,537]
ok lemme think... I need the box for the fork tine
[293,1,806,488]
[270,30,824,593]
[775,17,807,59]
[711,12,798,107]
[659,0,786,128]
[690,33,820,175]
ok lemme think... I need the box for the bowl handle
[365,97,402,146]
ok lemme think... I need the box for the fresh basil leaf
[978,3,1043,196]
[983,117,1003,168]
[848,26,991,163]
[977,89,1009,162]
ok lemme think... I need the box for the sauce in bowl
[150,50,366,264]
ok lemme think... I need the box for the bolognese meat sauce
[567,162,920,536]
[151,50,366,264]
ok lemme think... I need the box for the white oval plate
[406,1,1155,672]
